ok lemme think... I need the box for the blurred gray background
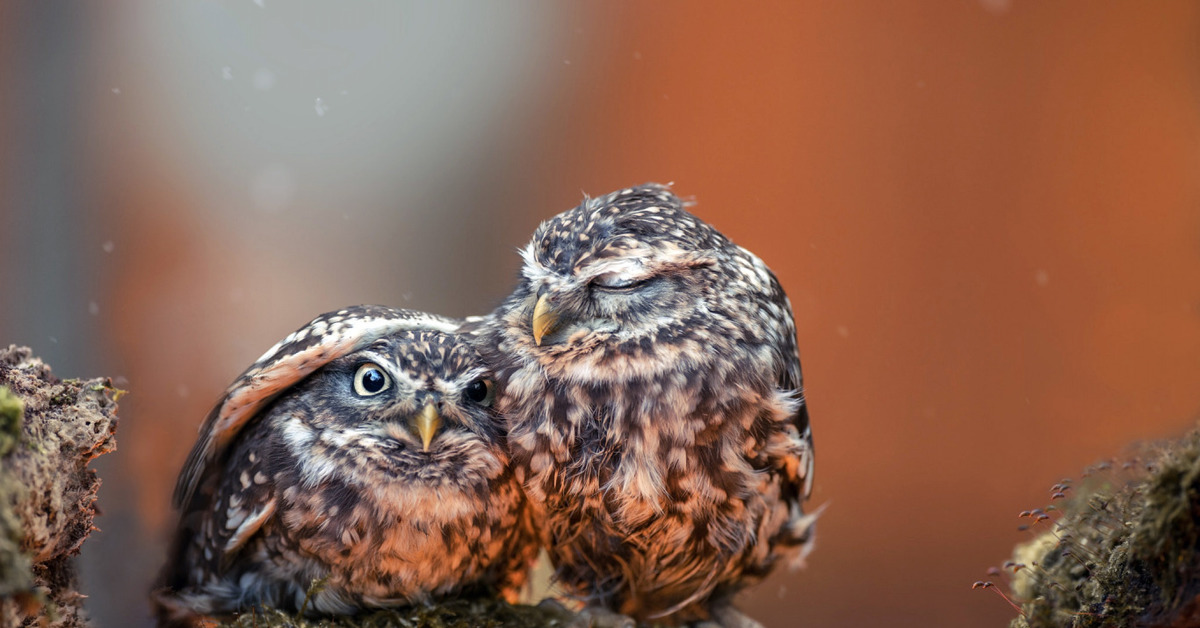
[3,2,580,624]
[5,2,1200,627]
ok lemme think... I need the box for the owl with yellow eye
[155,305,537,626]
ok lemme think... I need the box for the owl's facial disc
[375,375,494,457]
[380,404,439,453]
[530,292,623,347]
[529,257,676,347]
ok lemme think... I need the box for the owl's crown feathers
[523,183,728,278]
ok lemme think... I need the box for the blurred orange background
[3,2,1199,627]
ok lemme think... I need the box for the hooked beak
[531,294,560,346]
[413,403,441,452]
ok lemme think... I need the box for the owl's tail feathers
[786,501,828,571]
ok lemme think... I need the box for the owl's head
[501,183,780,382]
[281,329,505,486]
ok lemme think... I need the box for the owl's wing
[207,425,281,569]
[761,355,818,565]
[787,394,815,501]
[768,274,813,503]
[172,305,462,509]
[773,350,814,500]
[768,329,819,561]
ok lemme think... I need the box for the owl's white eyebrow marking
[576,258,644,280]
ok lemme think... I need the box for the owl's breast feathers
[503,343,814,614]
[171,407,534,616]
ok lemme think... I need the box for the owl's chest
[267,478,518,602]
[514,384,716,519]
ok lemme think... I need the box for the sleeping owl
[474,185,817,627]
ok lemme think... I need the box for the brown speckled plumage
[473,184,817,625]
[156,306,537,625]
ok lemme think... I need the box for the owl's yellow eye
[353,363,390,396]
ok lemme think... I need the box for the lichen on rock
[0,345,120,627]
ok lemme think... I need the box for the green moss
[1006,428,1200,628]
[215,597,574,628]
[0,386,34,600]
[0,385,24,457]
[0,488,34,599]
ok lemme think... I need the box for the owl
[474,184,817,626]
[155,305,537,626]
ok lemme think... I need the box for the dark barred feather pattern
[156,309,537,626]
[474,184,816,624]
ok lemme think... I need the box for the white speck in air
[102,241,114,253]
[222,66,234,81]
[1035,269,1049,287]
[314,97,328,117]
[253,68,276,91]
[88,302,100,316]
[979,0,1011,13]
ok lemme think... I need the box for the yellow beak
[414,403,441,452]
[531,294,560,346]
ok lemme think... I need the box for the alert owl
[474,184,816,625]
[155,305,537,625]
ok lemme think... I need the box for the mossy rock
[0,384,23,457]
[1006,427,1200,628]
[0,346,120,628]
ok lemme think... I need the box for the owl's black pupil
[361,369,385,393]
[465,380,489,403]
